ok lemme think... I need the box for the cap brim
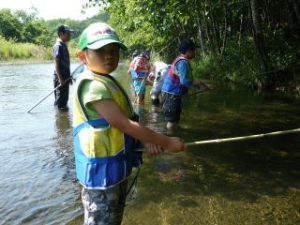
[87,39,127,51]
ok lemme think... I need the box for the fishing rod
[136,127,300,152]
[27,85,62,113]
[185,128,300,146]
[187,89,206,97]
[188,81,217,96]
[27,64,85,113]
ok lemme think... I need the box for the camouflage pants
[82,180,127,225]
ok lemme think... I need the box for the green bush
[190,37,265,89]
[191,53,216,80]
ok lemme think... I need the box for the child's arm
[91,100,186,153]
[146,72,154,85]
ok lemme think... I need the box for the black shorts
[162,92,182,122]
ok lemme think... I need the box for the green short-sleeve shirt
[79,79,112,120]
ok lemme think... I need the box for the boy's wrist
[161,136,172,150]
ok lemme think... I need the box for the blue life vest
[73,71,142,189]
[161,55,189,95]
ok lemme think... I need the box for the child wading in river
[73,22,186,225]
[161,39,213,130]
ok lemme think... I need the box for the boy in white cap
[74,22,186,225]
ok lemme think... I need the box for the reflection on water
[54,110,77,184]
[0,63,299,225]
[54,110,73,154]
[55,110,72,134]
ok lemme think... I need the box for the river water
[0,62,299,225]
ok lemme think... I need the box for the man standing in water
[53,25,74,111]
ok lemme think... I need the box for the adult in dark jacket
[53,25,73,110]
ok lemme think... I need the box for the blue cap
[57,25,74,35]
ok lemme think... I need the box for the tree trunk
[205,20,213,54]
[220,2,228,60]
[211,13,221,55]
[249,0,269,74]
[208,0,221,56]
[194,0,205,56]
[238,14,243,53]
[196,17,205,56]
[291,0,300,25]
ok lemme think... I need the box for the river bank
[0,35,79,62]
[0,60,53,65]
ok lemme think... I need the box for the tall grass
[0,35,53,61]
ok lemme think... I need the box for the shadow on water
[173,91,300,201]
[122,85,300,225]
[131,140,300,224]
[185,137,300,200]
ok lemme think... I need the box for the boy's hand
[164,137,187,153]
[144,143,163,156]
[147,72,155,85]
[59,78,68,86]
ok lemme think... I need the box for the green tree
[14,7,39,24]
[0,9,23,41]
[85,0,300,89]
[23,20,52,46]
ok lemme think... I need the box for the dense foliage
[86,0,300,89]
[1,1,299,89]
[0,8,109,59]
[0,9,51,46]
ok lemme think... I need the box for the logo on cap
[92,28,115,37]
[78,22,127,51]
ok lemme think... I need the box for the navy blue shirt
[53,41,70,79]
